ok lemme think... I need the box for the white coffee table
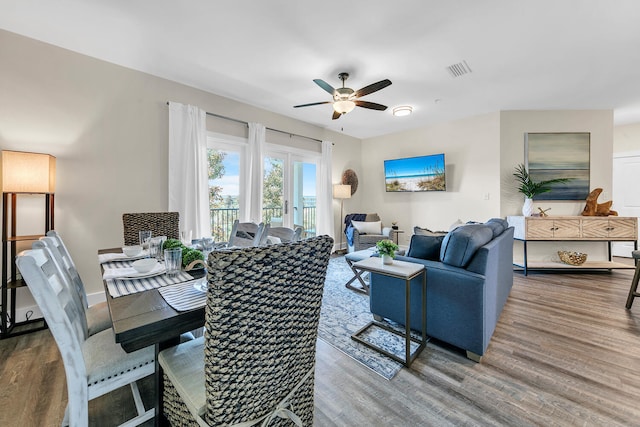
[350,257,427,367]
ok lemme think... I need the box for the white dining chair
[16,247,155,427]
[265,225,303,243]
[222,220,269,247]
[41,231,112,336]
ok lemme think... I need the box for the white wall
[0,30,360,319]
[357,109,615,258]
[614,122,640,154]
[499,110,614,216]
[359,112,502,246]
[499,110,614,261]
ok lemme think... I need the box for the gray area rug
[318,256,420,380]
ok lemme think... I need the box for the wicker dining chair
[122,212,180,245]
[158,235,333,426]
[16,248,155,426]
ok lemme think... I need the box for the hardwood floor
[2,266,640,426]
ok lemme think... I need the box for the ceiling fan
[294,72,392,120]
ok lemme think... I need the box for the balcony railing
[209,207,316,242]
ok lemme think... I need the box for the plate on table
[117,265,166,280]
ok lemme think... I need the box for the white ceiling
[2,0,640,139]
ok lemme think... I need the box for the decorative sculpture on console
[581,188,618,216]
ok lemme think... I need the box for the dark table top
[100,248,205,353]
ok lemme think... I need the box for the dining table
[98,247,207,426]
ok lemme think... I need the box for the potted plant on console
[376,239,399,265]
[513,163,571,216]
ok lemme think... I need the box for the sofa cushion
[440,224,494,268]
[407,234,444,260]
[485,218,507,238]
[352,220,382,235]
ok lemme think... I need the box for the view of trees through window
[262,158,283,225]
[207,149,286,241]
[207,137,318,242]
[208,148,237,241]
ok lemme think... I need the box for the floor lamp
[333,184,351,254]
[1,150,56,338]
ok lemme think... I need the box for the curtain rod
[167,102,325,144]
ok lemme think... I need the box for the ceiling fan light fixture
[393,106,413,117]
[333,100,356,114]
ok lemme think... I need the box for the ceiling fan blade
[354,79,392,98]
[314,79,336,95]
[293,101,332,108]
[332,110,342,120]
[355,100,388,111]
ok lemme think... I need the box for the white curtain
[242,122,265,223]
[168,102,210,239]
[316,140,334,238]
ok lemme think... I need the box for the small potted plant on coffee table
[376,239,399,265]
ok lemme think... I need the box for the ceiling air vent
[446,60,472,78]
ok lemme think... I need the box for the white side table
[350,257,427,367]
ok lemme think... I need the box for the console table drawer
[511,216,637,241]
[526,218,581,239]
[581,218,637,239]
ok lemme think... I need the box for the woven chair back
[122,212,180,245]
[203,235,333,425]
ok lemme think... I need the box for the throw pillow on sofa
[407,234,444,260]
[413,226,447,236]
[439,224,494,268]
[485,218,508,237]
[351,220,382,235]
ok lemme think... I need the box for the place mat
[106,271,195,298]
[102,260,135,269]
[102,263,165,280]
[158,280,207,312]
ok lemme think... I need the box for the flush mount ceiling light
[392,106,413,117]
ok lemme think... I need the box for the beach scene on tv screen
[385,154,446,192]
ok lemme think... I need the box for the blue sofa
[369,218,514,361]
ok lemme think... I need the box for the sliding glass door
[207,132,320,241]
[263,150,318,237]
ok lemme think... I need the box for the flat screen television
[384,153,446,192]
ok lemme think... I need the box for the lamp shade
[1,151,56,193]
[333,184,351,199]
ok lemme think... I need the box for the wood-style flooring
[1,265,640,426]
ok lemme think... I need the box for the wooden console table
[507,215,638,275]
